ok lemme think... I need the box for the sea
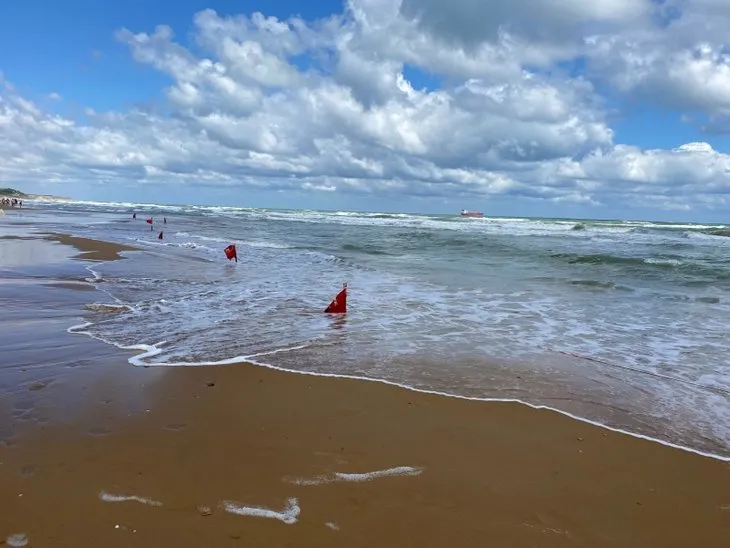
[4,200,730,458]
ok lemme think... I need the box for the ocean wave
[551,252,654,267]
[27,198,730,461]
[83,303,132,313]
[704,228,730,238]
[35,199,730,241]
[341,243,392,256]
[644,258,683,266]
[569,279,617,290]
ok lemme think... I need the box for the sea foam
[99,490,163,507]
[286,466,424,486]
[221,497,300,524]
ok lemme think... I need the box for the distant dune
[0,188,70,201]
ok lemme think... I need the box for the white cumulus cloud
[0,0,729,216]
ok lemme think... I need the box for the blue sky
[2,0,730,221]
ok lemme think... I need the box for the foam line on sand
[220,497,300,524]
[98,491,162,507]
[67,322,730,463]
[287,466,424,486]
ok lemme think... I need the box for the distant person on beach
[164,217,167,224]
[0,197,21,208]
[133,212,137,219]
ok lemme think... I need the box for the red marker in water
[224,244,238,262]
[324,282,347,314]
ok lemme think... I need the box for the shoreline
[4,224,728,460]
[2,224,730,546]
[8,227,722,461]
[53,231,728,463]
[70,317,730,463]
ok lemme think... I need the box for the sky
[2,0,730,221]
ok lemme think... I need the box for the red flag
[146,217,153,224]
[324,283,347,314]
[158,231,163,240]
[224,244,238,262]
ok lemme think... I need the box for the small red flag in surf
[224,244,238,262]
[146,217,153,224]
[324,282,347,314]
[158,231,163,240]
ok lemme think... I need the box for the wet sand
[1,232,729,548]
[0,233,138,265]
[42,233,139,261]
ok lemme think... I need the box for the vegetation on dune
[0,188,27,197]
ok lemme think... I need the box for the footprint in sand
[20,464,36,477]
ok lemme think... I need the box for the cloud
[0,0,729,215]
[399,0,651,52]
[555,142,730,211]
[585,0,730,130]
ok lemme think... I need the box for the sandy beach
[1,231,729,547]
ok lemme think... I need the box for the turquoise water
[6,200,730,456]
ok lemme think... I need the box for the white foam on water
[287,466,423,486]
[85,265,102,281]
[193,234,293,249]
[169,241,217,252]
[5,534,28,547]
[644,258,683,266]
[35,198,730,243]
[221,497,300,524]
[99,490,163,507]
[42,205,730,463]
[66,310,730,463]
[68,317,168,366]
[326,522,340,530]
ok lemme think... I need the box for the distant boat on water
[460,209,484,218]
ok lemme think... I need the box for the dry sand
[1,234,729,548]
